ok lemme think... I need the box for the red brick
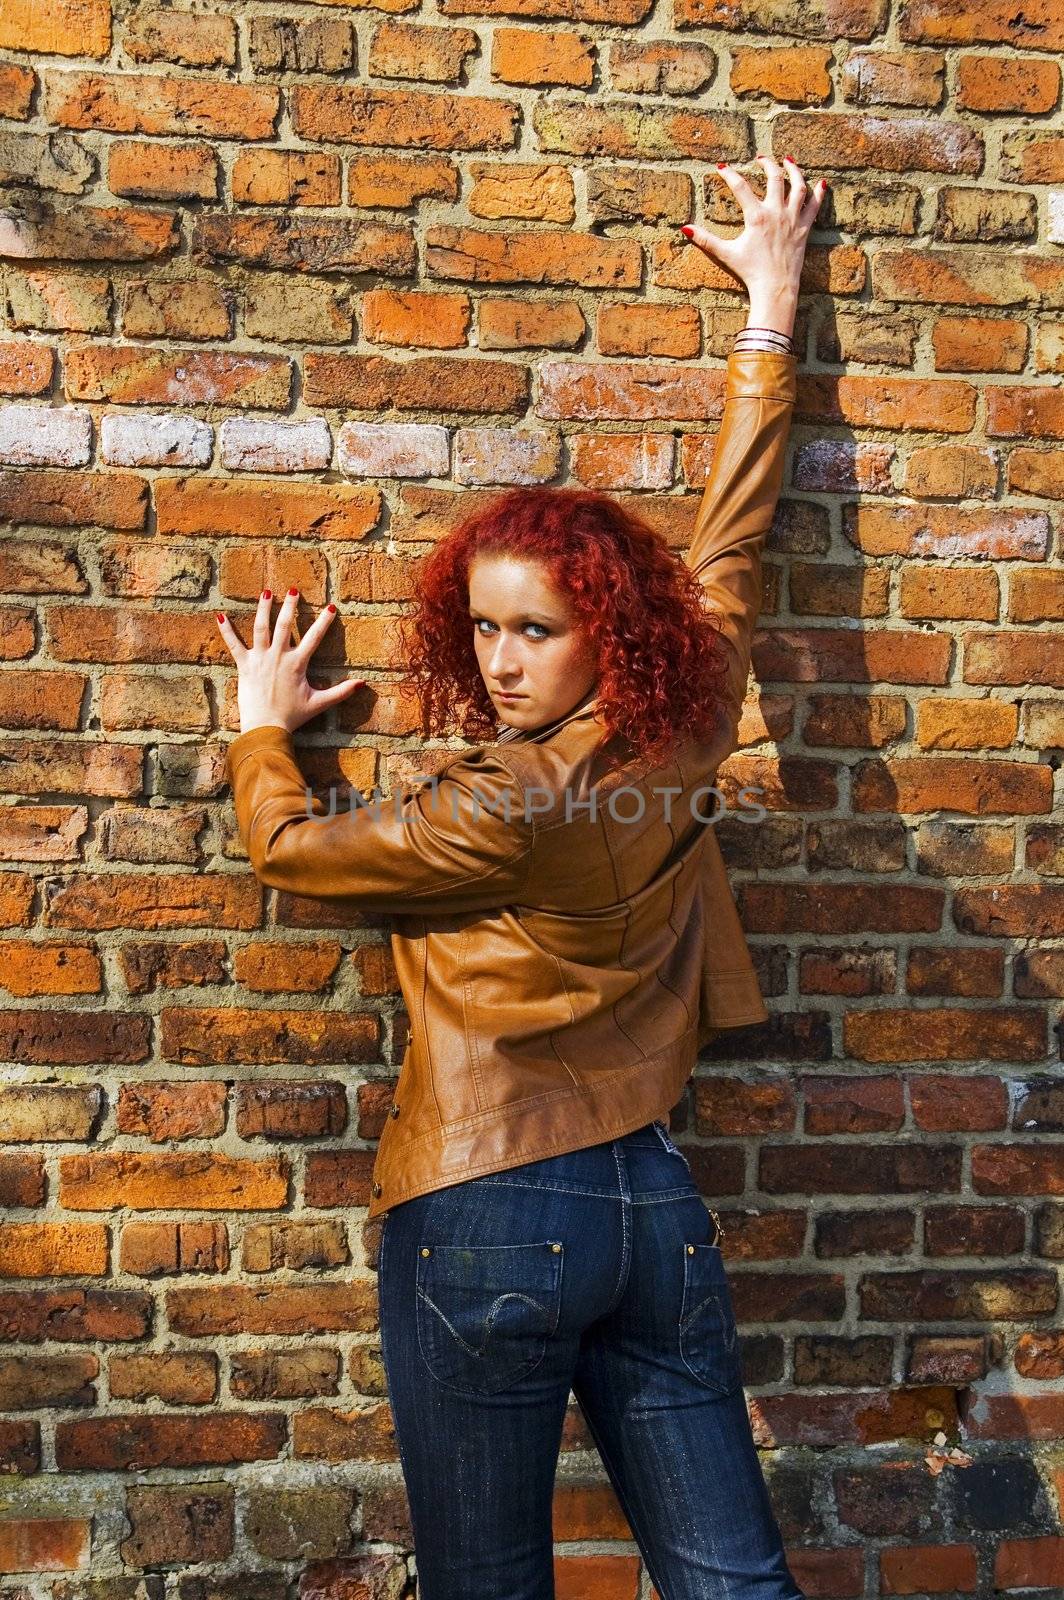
[44,70,279,139]
[304,353,528,413]
[0,342,54,395]
[191,214,413,276]
[0,469,147,529]
[123,9,236,66]
[0,63,35,118]
[108,141,218,201]
[0,0,110,57]
[369,21,479,81]
[232,150,341,207]
[292,83,518,151]
[0,1517,90,1573]
[491,28,595,85]
[155,480,380,542]
[362,289,470,349]
[0,205,178,262]
[64,345,291,408]
[426,225,640,288]
[348,154,458,207]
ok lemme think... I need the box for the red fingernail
[289,586,299,596]
[216,613,225,623]
[327,603,336,613]
[680,225,694,238]
[262,588,271,599]
[716,161,727,169]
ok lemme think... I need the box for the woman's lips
[495,691,526,700]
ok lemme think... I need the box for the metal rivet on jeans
[551,1242,562,1252]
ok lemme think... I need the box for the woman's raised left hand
[217,588,366,736]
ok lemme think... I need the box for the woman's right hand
[681,156,826,336]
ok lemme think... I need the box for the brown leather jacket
[226,348,798,1219]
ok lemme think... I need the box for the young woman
[221,155,825,1600]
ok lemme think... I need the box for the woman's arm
[679,155,823,737]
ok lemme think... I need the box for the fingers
[755,153,784,209]
[252,589,273,651]
[270,586,302,651]
[680,221,731,267]
[306,676,368,717]
[215,611,245,663]
[781,154,807,213]
[715,161,757,214]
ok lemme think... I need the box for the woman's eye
[473,620,549,638]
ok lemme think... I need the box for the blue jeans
[378,1119,805,1600]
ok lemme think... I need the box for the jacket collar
[495,685,601,745]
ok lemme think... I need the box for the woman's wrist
[744,287,799,339]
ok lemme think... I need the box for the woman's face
[468,553,599,732]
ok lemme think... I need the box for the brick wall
[2,0,1063,1592]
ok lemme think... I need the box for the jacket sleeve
[225,722,535,915]
[686,348,798,741]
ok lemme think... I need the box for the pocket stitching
[416,1241,564,1396]
[679,1242,742,1395]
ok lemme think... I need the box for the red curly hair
[397,486,732,775]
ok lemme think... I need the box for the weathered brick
[55,1412,286,1470]
[478,296,585,349]
[337,422,449,479]
[0,63,35,118]
[0,1352,98,1408]
[0,468,147,529]
[155,480,380,541]
[0,1083,102,1142]
[0,1222,108,1278]
[426,225,640,288]
[123,10,236,67]
[598,302,700,358]
[0,406,91,468]
[369,22,479,82]
[610,39,715,94]
[116,1081,224,1145]
[0,204,178,262]
[442,0,651,19]
[192,214,414,276]
[570,432,674,490]
[0,0,110,57]
[491,28,594,86]
[44,70,280,140]
[0,1516,90,1573]
[60,1152,289,1211]
[65,346,291,409]
[5,268,111,333]
[248,16,354,74]
[587,166,692,224]
[0,130,94,194]
[101,413,213,469]
[232,150,341,208]
[468,163,575,223]
[291,83,518,151]
[121,277,231,340]
[110,1350,217,1401]
[108,140,218,202]
[243,275,353,345]
[899,0,1063,52]
[730,44,832,103]
[534,99,748,160]
[122,1483,234,1566]
[348,153,458,207]
[361,288,470,348]
[219,418,332,474]
[453,426,560,484]
[305,352,528,413]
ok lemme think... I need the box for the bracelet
[735,327,793,349]
[733,330,795,356]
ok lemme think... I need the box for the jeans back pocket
[416,1240,564,1397]
[678,1240,744,1395]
